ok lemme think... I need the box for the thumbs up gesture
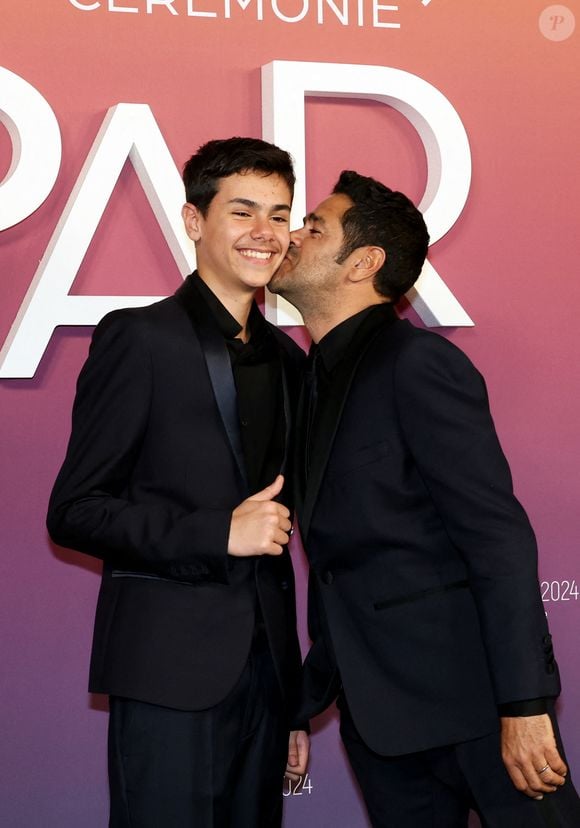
[228,475,292,557]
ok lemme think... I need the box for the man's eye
[309,228,321,236]
[233,211,251,217]
[272,216,289,223]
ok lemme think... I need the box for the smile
[238,249,274,260]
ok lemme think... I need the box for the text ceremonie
[68,0,402,28]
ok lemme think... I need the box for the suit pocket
[374,579,469,611]
[111,570,192,586]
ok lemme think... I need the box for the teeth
[239,249,272,260]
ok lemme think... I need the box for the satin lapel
[175,275,249,496]
[299,304,398,541]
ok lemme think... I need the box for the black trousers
[108,632,288,828]
[340,698,580,828]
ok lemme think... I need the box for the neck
[198,271,254,340]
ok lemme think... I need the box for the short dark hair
[182,137,295,215]
[333,170,429,302]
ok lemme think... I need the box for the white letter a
[0,104,195,378]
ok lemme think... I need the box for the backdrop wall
[1,2,578,825]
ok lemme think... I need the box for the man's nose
[250,216,275,240]
[289,228,305,246]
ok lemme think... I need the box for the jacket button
[542,634,552,645]
[322,570,334,585]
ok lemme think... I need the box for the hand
[285,730,310,782]
[228,475,291,557]
[501,714,567,799]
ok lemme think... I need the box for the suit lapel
[175,274,249,496]
[299,304,398,541]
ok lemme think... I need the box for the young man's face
[269,192,353,306]
[182,171,292,297]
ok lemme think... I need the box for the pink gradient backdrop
[1,2,578,825]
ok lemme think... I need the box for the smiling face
[269,192,353,310]
[182,171,292,301]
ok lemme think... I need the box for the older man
[270,170,579,827]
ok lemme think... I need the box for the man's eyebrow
[227,198,291,212]
[304,211,325,225]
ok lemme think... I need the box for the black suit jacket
[47,274,305,713]
[298,304,559,756]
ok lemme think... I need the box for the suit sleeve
[47,311,231,584]
[394,334,558,704]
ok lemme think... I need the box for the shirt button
[322,570,334,585]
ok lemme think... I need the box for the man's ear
[349,246,386,283]
[182,203,203,242]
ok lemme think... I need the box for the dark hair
[182,137,295,215]
[332,170,429,302]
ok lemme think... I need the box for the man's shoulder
[378,317,472,360]
[376,319,483,389]
[94,294,187,338]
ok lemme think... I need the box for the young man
[47,137,309,827]
[269,170,580,827]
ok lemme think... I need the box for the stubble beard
[269,264,308,315]
[271,254,344,324]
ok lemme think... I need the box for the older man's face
[269,192,353,306]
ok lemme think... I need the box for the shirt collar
[192,273,243,340]
[316,304,390,373]
[192,272,271,355]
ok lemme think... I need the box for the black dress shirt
[192,275,284,494]
[305,305,377,476]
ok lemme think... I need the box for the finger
[278,516,292,533]
[273,528,290,547]
[505,763,529,795]
[537,768,566,789]
[250,474,284,502]
[284,769,301,782]
[504,763,546,799]
[520,762,559,795]
[293,731,309,775]
[262,542,283,557]
[295,747,309,775]
[545,746,568,779]
[287,732,298,767]
[535,759,566,789]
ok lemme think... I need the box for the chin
[267,277,286,297]
[241,269,277,287]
